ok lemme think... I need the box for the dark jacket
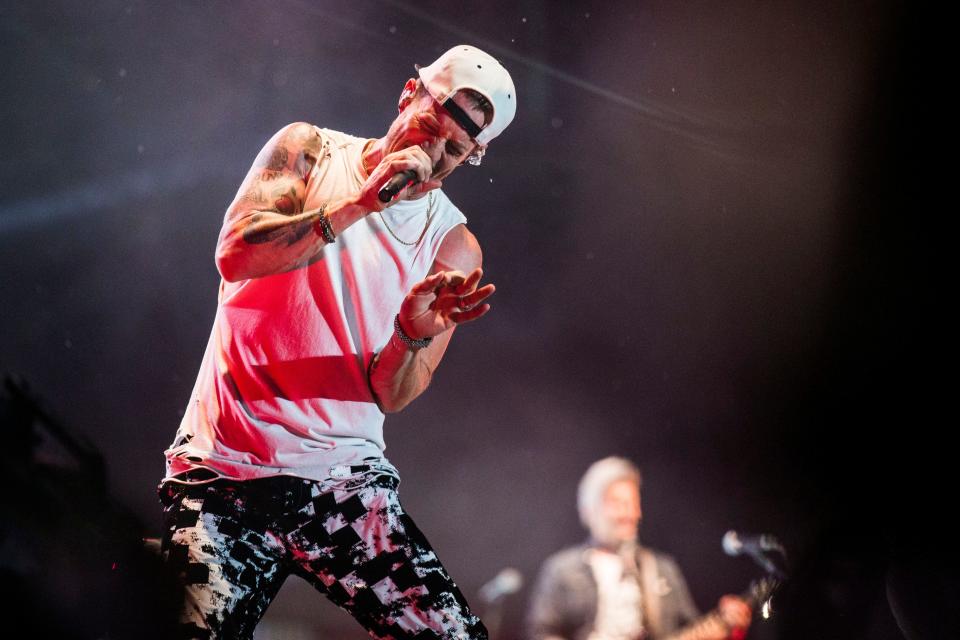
[527,543,701,640]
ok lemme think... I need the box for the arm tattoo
[240,186,267,204]
[294,128,323,178]
[239,173,270,204]
[259,125,323,176]
[266,146,288,171]
[272,184,301,211]
[241,212,315,246]
[238,125,324,246]
[240,185,310,245]
[273,188,297,215]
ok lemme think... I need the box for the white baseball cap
[417,45,516,145]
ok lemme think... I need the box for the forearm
[216,196,370,282]
[368,233,489,412]
[368,330,438,413]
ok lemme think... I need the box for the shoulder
[645,548,688,582]
[251,123,330,179]
[280,121,318,135]
[254,122,323,162]
[270,121,325,150]
[434,221,482,273]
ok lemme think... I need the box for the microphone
[478,567,523,603]
[378,169,418,203]
[722,530,783,557]
[723,530,788,578]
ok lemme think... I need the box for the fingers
[431,270,466,293]
[390,146,432,183]
[438,267,483,296]
[410,271,446,295]
[412,269,494,314]
[434,282,494,319]
[454,267,483,294]
[365,146,436,209]
[448,302,491,324]
[457,283,495,309]
[409,269,466,297]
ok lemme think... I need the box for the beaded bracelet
[393,314,433,349]
[312,205,336,244]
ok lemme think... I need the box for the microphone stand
[483,597,506,640]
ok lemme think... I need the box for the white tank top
[164,127,467,482]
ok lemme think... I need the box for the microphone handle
[378,169,418,203]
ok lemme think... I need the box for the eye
[446,141,464,156]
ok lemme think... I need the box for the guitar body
[660,577,779,640]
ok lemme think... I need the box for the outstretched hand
[397,268,495,341]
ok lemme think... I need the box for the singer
[157,45,515,639]
[528,458,752,640]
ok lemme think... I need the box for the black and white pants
[158,469,487,639]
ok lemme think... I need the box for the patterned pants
[158,469,487,640]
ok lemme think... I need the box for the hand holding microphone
[363,143,441,208]
[378,169,420,202]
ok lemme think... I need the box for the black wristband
[393,314,433,349]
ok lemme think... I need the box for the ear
[398,78,418,113]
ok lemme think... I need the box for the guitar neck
[659,577,778,640]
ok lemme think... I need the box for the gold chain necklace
[379,191,435,246]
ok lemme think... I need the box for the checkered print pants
[158,469,487,640]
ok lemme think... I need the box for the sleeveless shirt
[163,127,467,482]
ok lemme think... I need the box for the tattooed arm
[217,121,444,281]
[215,122,364,281]
[216,122,442,282]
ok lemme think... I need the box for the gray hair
[577,456,642,528]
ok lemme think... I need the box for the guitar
[661,576,780,640]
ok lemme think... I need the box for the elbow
[367,352,433,414]
[376,394,413,414]
[215,243,251,283]
[215,222,259,282]
[372,381,425,413]
[215,252,241,283]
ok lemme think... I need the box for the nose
[618,501,640,521]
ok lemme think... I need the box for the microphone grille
[498,567,523,593]
[722,530,742,556]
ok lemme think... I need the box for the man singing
[158,45,516,639]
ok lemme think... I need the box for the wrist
[394,314,432,350]
[312,205,336,243]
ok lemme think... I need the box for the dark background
[1,1,946,638]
